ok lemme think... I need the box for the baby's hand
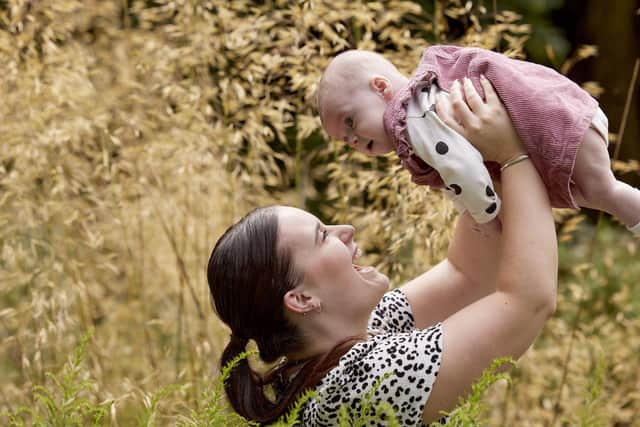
[436,76,525,164]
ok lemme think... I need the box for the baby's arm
[406,84,500,223]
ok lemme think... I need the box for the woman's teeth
[353,263,374,273]
[352,248,374,274]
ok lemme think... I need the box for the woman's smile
[277,207,389,308]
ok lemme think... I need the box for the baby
[317,46,640,234]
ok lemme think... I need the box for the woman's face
[276,207,389,319]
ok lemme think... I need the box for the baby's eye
[366,140,374,151]
[345,117,354,129]
[322,229,328,241]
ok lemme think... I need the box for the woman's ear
[369,76,393,101]
[283,288,317,315]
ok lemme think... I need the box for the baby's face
[321,86,394,156]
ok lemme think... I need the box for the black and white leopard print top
[301,288,444,426]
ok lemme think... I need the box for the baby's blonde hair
[317,50,400,126]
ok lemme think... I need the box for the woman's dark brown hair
[207,206,355,424]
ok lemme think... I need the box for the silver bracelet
[500,154,530,172]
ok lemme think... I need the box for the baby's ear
[369,76,393,101]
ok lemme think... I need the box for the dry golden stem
[612,58,640,161]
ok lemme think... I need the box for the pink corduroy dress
[383,45,599,209]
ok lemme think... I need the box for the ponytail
[220,331,285,424]
[220,332,361,424]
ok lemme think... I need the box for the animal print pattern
[301,289,444,426]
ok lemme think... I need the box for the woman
[207,79,557,425]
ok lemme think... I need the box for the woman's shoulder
[303,319,444,426]
[367,288,416,335]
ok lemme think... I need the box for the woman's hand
[436,76,525,164]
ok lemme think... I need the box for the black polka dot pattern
[435,141,449,155]
[302,289,445,426]
[449,183,462,195]
[486,185,494,197]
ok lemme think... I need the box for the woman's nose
[331,224,355,244]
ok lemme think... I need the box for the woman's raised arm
[421,77,558,422]
[401,211,503,330]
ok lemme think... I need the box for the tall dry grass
[1,1,638,425]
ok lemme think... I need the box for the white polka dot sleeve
[302,289,445,426]
[406,84,501,224]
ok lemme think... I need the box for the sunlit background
[1,1,638,425]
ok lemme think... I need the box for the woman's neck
[288,313,369,361]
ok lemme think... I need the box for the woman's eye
[367,140,374,151]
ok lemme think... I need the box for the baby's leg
[571,127,640,233]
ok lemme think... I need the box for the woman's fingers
[462,78,484,113]
[479,75,498,105]
[449,80,475,123]
[437,76,522,163]
[439,76,524,163]
[435,93,465,135]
